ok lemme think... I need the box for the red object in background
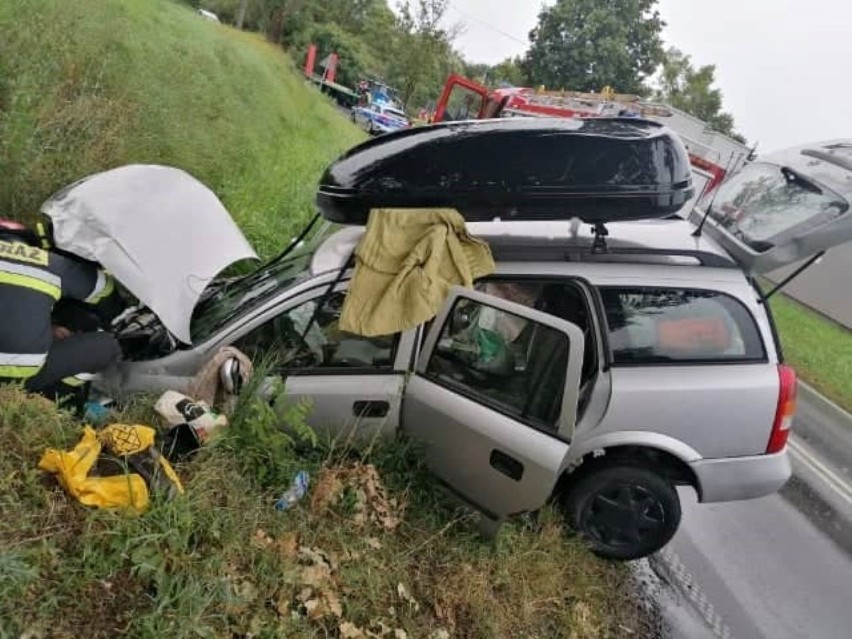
[432,74,747,191]
[325,53,339,84]
[304,44,317,77]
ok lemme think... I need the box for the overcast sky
[443,0,851,153]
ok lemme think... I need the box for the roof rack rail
[489,241,737,268]
[576,247,737,268]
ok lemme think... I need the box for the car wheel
[559,465,681,561]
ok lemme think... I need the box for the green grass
[0,0,364,257]
[0,385,649,638]
[0,1,648,636]
[770,294,852,412]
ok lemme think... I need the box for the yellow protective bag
[39,424,184,514]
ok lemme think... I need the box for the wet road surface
[649,392,852,639]
[656,486,852,639]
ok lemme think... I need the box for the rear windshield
[704,162,848,251]
[600,287,765,364]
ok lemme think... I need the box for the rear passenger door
[402,287,585,520]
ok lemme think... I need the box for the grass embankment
[770,295,852,412]
[0,0,363,256]
[0,1,644,637]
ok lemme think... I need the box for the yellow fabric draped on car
[340,208,495,337]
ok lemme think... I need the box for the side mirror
[219,357,243,395]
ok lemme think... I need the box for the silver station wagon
[43,121,852,560]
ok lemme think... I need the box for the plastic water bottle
[274,470,309,511]
[83,400,112,426]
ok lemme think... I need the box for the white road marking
[788,437,852,505]
[654,547,735,639]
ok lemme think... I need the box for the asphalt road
[649,394,852,639]
[767,245,852,329]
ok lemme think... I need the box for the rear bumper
[690,449,792,503]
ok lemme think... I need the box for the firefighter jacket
[0,237,116,379]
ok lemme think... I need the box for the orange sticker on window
[656,317,731,353]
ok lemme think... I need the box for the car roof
[311,216,741,277]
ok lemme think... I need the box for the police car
[350,102,410,135]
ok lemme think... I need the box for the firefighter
[0,218,123,412]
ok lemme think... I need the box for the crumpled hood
[41,165,258,344]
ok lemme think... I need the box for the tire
[558,465,681,561]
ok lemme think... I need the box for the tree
[386,0,460,107]
[489,57,525,87]
[257,0,307,44]
[522,0,664,95]
[654,47,746,143]
[236,0,248,29]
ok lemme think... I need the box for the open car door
[691,143,852,273]
[402,287,584,521]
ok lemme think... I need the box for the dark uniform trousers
[20,332,121,411]
[0,235,123,412]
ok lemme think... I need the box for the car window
[234,290,399,370]
[600,287,765,364]
[424,297,570,430]
[704,162,848,250]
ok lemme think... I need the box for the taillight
[767,365,797,453]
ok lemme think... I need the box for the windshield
[189,221,334,342]
[704,162,848,250]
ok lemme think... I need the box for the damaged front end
[41,164,259,348]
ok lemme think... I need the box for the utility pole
[236,0,248,29]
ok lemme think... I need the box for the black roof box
[316,117,694,225]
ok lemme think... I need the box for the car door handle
[489,450,524,481]
[353,400,390,418]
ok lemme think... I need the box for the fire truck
[432,74,752,198]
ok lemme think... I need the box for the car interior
[234,291,398,371]
[424,278,600,429]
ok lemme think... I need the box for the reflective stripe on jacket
[0,351,48,379]
[0,237,108,379]
[0,260,62,300]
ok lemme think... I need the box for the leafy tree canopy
[522,0,665,95]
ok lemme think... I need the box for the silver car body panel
[105,216,792,512]
[403,287,584,518]
[403,375,570,518]
[281,373,405,442]
[42,165,259,343]
[691,449,791,502]
[582,366,779,458]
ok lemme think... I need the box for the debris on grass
[1,386,653,637]
[310,463,406,531]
